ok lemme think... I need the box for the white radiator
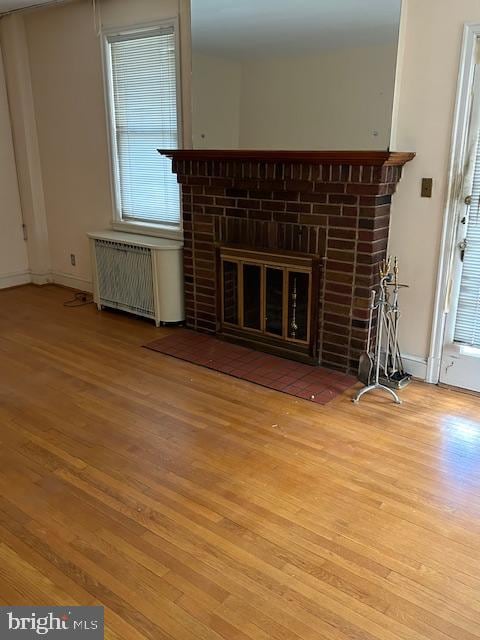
[88,230,184,326]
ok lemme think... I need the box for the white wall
[23,0,111,289]
[1,14,51,285]
[19,0,190,290]
[389,0,480,374]
[239,45,397,150]
[192,52,241,149]
[0,44,29,288]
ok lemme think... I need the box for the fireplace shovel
[358,290,376,385]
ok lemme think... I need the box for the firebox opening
[218,245,321,364]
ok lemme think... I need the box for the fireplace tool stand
[353,258,408,405]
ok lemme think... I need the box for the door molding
[427,23,480,384]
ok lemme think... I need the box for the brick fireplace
[159,150,414,374]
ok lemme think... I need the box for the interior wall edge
[0,12,52,278]
[0,29,30,280]
[389,0,408,150]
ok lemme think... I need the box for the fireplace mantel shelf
[158,149,415,167]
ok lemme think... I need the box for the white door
[441,64,480,391]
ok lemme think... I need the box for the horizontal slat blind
[108,27,180,226]
[454,128,480,346]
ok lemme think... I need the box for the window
[104,22,181,229]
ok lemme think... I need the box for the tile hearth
[145,329,356,405]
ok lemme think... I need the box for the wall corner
[0,13,51,280]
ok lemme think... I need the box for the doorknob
[459,238,468,262]
[465,195,473,205]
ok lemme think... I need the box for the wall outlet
[70,253,76,266]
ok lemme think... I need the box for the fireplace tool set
[353,257,412,405]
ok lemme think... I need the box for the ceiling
[192,0,402,57]
[0,0,59,14]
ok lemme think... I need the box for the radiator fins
[94,239,155,319]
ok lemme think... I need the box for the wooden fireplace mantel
[158,149,415,167]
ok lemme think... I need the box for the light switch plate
[421,178,433,198]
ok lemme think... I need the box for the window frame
[101,19,183,239]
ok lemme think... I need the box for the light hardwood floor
[0,284,479,639]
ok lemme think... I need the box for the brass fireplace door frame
[217,245,321,360]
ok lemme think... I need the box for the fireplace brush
[353,257,411,405]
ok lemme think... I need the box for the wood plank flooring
[0,284,479,639]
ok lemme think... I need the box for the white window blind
[106,25,180,226]
[454,128,480,346]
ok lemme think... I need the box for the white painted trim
[0,270,93,292]
[0,270,31,289]
[111,221,183,241]
[30,270,52,285]
[88,229,183,249]
[427,354,441,383]
[51,271,93,293]
[401,353,427,381]
[100,28,121,231]
[427,23,480,384]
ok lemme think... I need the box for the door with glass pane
[441,64,480,391]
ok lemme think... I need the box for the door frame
[427,23,480,384]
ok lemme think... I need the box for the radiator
[88,231,184,326]
[94,240,155,319]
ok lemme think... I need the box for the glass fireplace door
[265,267,284,337]
[221,256,312,345]
[242,263,262,330]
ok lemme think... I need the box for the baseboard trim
[51,271,93,293]
[0,270,31,290]
[0,269,92,293]
[31,271,53,286]
[402,353,428,381]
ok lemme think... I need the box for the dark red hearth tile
[144,329,356,405]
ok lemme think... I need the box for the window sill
[112,220,183,241]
